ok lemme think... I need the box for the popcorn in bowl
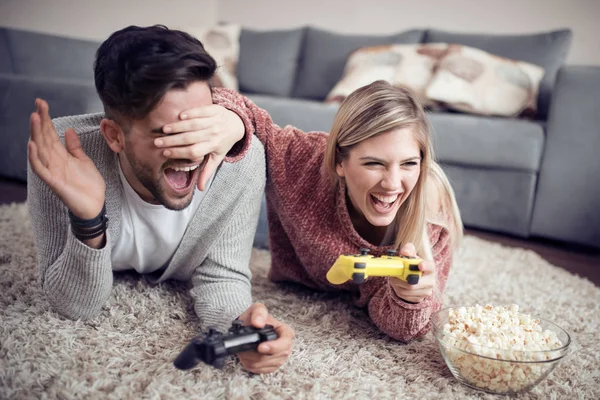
[432,304,571,394]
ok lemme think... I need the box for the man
[27,25,293,374]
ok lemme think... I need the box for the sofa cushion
[429,112,545,172]
[0,74,102,182]
[325,43,442,107]
[424,29,572,120]
[426,44,545,118]
[3,28,99,80]
[183,23,241,90]
[0,30,13,74]
[237,28,305,97]
[293,27,425,100]
[245,93,339,133]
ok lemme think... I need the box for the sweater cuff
[212,90,256,164]
[194,299,251,332]
[385,277,434,310]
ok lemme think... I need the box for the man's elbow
[44,285,110,321]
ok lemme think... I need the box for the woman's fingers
[419,259,436,274]
[400,242,417,257]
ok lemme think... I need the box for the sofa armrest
[0,73,102,182]
[531,66,600,248]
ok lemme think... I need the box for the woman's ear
[100,119,125,153]
[335,161,345,178]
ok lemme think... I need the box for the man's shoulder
[212,136,266,196]
[52,113,105,139]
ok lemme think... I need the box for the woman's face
[336,127,421,229]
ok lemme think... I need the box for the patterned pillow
[325,43,447,107]
[181,23,241,90]
[425,44,545,117]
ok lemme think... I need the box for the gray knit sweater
[27,112,266,331]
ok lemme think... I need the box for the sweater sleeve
[27,156,113,320]
[188,144,266,332]
[356,224,453,342]
[212,88,325,166]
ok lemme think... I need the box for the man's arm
[27,100,114,320]
[27,156,114,320]
[188,141,266,331]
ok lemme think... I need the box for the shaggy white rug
[1,202,599,400]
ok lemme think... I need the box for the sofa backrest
[423,29,572,120]
[237,27,305,98]
[0,28,102,182]
[0,27,100,80]
[291,27,426,100]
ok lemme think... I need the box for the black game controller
[174,320,278,370]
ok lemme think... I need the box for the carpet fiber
[1,202,598,399]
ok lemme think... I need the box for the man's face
[119,81,212,210]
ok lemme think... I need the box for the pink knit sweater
[215,89,453,342]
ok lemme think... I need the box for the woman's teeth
[172,165,199,172]
[371,194,399,204]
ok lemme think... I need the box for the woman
[156,80,463,342]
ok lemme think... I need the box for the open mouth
[370,193,400,214]
[163,158,207,194]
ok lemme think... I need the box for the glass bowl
[432,307,571,395]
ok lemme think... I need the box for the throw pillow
[180,23,241,90]
[425,44,545,117]
[325,43,448,107]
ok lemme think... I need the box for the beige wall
[0,0,218,41]
[1,0,597,65]
[219,0,600,65]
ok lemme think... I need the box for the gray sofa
[1,26,599,249]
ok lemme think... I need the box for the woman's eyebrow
[359,156,421,163]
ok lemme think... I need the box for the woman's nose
[381,167,402,191]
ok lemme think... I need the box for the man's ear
[100,119,125,153]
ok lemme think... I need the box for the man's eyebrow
[150,126,165,134]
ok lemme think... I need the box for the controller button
[409,264,420,271]
[386,249,397,257]
[232,319,243,331]
[352,272,366,284]
[354,262,366,269]
[407,275,419,285]
[359,248,370,256]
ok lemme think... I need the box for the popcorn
[438,304,564,393]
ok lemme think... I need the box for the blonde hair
[324,80,463,259]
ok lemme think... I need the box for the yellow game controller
[326,248,422,285]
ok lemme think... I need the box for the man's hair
[94,25,217,126]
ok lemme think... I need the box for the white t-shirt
[111,163,211,273]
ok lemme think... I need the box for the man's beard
[124,148,195,211]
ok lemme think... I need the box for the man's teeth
[172,165,199,172]
[372,194,398,204]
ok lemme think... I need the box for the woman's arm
[154,88,326,183]
[356,224,452,342]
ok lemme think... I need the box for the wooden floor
[2,177,599,287]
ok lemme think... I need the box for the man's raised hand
[28,99,106,219]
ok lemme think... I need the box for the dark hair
[94,25,217,125]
